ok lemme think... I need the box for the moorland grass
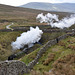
[21,35,75,74]
[0,31,22,61]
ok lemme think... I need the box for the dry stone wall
[0,28,75,33]
[0,60,29,75]
[28,32,75,69]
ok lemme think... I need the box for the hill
[21,35,75,75]
[20,2,75,13]
[0,4,43,22]
[0,4,71,29]
[0,4,75,75]
[0,4,74,61]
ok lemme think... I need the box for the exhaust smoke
[36,13,59,23]
[36,13,75,29]
[11,26,43,50]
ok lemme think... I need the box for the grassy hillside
[0,31,23,61]
[0,4,71,29]
[0,4,69,61]
[0,31,65,61]
[21,35,75,75]
[0,4,75,75]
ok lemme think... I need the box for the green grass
[20,31,66,63]
[21,47,41,65]
[0,31,23,61]
[21,35,75,74]
[34,36,75,72]
[0,28,65,61]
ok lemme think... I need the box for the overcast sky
[0,0,75,6]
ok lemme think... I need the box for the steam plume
[36,13,75,29]
[50,14,75,29]
[11,26,43,50]
[36,13,59,23]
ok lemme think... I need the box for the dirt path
[6,23,14,30]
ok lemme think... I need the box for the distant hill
[0,4,48,22]
[20,2,75,13]
[0,4,71,23]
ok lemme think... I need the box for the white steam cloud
[11,26,43,50]
[36,13,75,29]
[36,13,59,23]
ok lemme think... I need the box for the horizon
[0,0,75,6]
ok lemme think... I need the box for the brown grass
[0,4,71,29]
[0,22,9,29]
[51,54,75,75]
[67,45,75,50]
[58,41,66,47]
[67,39,75,44]
[43,53,55,65]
